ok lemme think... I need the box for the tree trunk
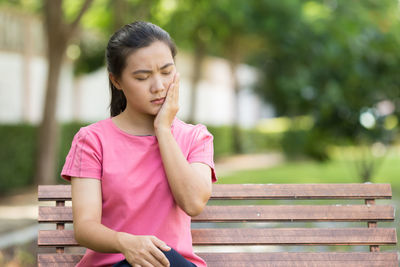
[227,34,243,154]
[35,0,92,185]
[35,47,65,185]
[113,0,126,31]
[187,38,205,124]
[229,60,243,154]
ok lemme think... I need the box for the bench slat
[211,184,393,200]
[38,254,83,267]
[37,252,399,267]
[39,185,72,201]
[198,252,399,267]
[39,205,395,223]
[38,228,397,247]
[38,184,393,201]
[192,228,397,245]
[193,205,394,222]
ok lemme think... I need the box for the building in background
[0,9,274,127]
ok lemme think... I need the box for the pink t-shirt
[61,117,217,267]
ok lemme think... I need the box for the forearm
[156,128,211,216]
[74,220,123,253]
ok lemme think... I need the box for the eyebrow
[132,63,174,75]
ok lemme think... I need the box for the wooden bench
[38,183,399,266]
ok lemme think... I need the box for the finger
[175,73,180,101]
[137,258,153,267]
[150,247,170,267]
[151,236,171,251]
[167,83,175,103]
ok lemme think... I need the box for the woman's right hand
[116,232,171,267]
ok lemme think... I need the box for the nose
[150,75,166,94]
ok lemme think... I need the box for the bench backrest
[38,183,398,266]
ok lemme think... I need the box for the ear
[109,73,122,90]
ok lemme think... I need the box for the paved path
[215,152,283,176]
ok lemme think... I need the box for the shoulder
[172,117,213,142]
[72,118,111,145]
[173,117,210,134]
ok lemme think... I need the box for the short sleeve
[61,128,102,181]
[187,125,217,182]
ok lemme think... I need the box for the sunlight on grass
[217,146,400,195]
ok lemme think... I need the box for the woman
[61,21,217,267]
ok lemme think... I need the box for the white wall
[0,50,273,127]
[0,52,73,124]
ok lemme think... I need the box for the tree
[35,0,93,185]
[252,0,400,180]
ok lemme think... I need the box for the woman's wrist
[155,125,172,137]
[115,231,127,253]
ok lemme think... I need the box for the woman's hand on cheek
[154,72,180,134]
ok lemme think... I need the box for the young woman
[61,21,217,267]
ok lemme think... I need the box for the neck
[114,107,156,136]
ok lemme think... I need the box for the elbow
[73,221,92,247]
[182,191,211,217]
[73,224,84,245]
[183,201,206,217]
[74,223,86,246]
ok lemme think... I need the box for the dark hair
[106,21,177,117]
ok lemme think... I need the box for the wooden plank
[191,228,397,245]
[39,185,72,201]
[37,252,399,267]
[39,205,395,223]
[197,252,399,267]
[192,205,395,222]
[38,230,78,247]
[211,184,393,200]
[38,228,397,247]
[39,206,73,223]
[38,254,83,267]
[38,184,393,201]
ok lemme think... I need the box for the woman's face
[112,41,176,117]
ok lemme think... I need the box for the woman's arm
[71,177,171,267]
[154,72,213,216]
[156,130,212,216]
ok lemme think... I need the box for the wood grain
[38,184,393,201]
[37,252,399,267]
[38,228,397,246]
[38,205,395,223]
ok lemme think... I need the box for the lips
[151,97,165,105]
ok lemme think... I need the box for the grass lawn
[217,148,400,195]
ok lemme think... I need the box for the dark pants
[112,248,197,267]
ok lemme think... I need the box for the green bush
[207,125,235,158]
[281,129,330,161]
[242,129,282,153]
[0,124,37,193]
[0,122,87,192]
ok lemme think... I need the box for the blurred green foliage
[0,125,37,192]
[1,0,399,183]
[1,123,284,190]
[0,122,85,192]
[251,0,400,160]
